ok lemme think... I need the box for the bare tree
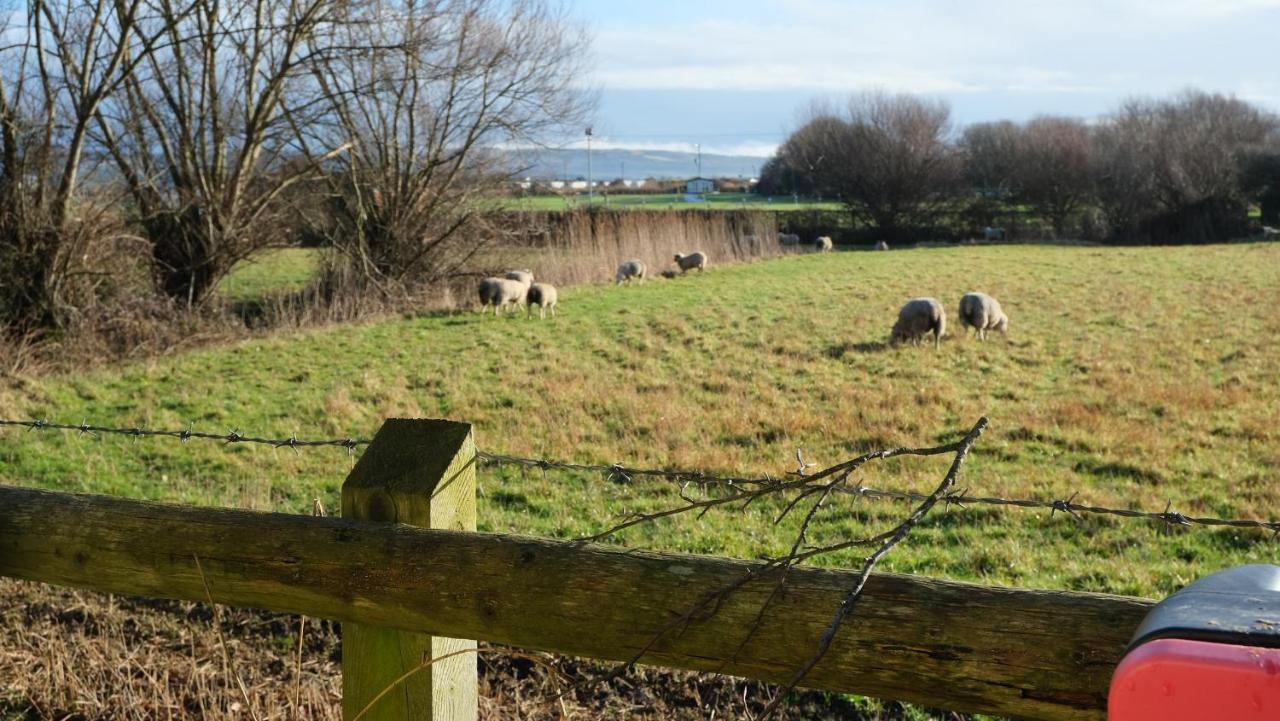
[958,120,1020,231]
[786,93,960,242]
[299,0,593,294]
[1094,91,1276,242]
[92,0,345,306]
[1,0,166,330]
[1013,116,1095,237]
[960,120,1020,199]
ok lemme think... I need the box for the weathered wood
[340,419,477,721]
[0,483,1153,720]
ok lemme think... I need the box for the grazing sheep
[983,226,1006,242]
[504,269,534,304]
[958,292,1008,340]
[477,277,528,315]
[778,232,800,246]
[890,298,946,349]
[505,269,533,286]
[615,259,647,284]
[526,282,558,319]
[674,251,708,273]
[814,236,833,252]
[874,240,890,251]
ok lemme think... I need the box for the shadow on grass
[826,340,890,358]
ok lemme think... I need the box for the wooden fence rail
[0,419,1155,721]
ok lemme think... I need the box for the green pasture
[4,243,1279,602]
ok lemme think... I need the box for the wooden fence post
[341,419,477,721]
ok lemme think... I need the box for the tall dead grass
[492,209,786,286]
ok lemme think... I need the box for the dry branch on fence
[573,417,989,718]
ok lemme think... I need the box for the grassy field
[218,247,325,301]
[4,243,1280,602]
[500,192,844,212]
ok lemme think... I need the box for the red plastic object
[1109,637,1280,719]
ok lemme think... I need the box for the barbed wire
[475,451,1280,536]
[5,417,1278,535]
[0,418,370,453]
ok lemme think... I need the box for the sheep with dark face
[673,251,708,273]
[890,298,946,349]
[958,292,1008,340]
[814,236,833,252]
[477,277,528,315]
[526,282,558,319]
[615,259,646,284]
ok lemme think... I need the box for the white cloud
[598,63,976,94]
[499,138,780,158]
[586,138,779,157]
[587,0,1280,107]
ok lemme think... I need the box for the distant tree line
[0,0,591,338]
[756,90,1280,244]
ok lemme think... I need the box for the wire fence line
[0,418,372,453]
[4,416,1279,535]
[478,451,1280,536]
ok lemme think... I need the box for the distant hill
[500,147,767,181]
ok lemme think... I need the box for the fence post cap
[343,418,473,503]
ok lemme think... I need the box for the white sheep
[504,269,534,303]
[615,259,647,284]
[1262,226,1280,240]
[890,298,946,349]
[814,236,833,252]
[983,226,1006,242]
[505,269,533,286]
[958,292,1008,340]
[874,240,890,251]
[477,277,528,315]
[673,251,708,273]
[526,282,558,319]
[778,232,800,246]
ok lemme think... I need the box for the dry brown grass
[0,579,341,721]
[0,579,914,721]
[492,209,794,287]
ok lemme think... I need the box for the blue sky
[568,0,1280,157]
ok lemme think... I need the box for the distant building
[685,177,716,194]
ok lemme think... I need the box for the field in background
[5,243,1279,601]
[500,193,844,212]
[218,247,325,302]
